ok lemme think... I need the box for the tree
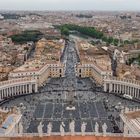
[113,38,119,46]
[107,37,113,44]
[61,27,69,36]
[10,30,43,44]
[57,24,135,47]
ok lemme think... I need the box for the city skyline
[0,0,140,138]
[0,0,140,11]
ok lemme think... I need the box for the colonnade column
[35,84,38,93]
[124,86,126,94]
[7,88,9,97]
[116,84,119,93]
[129,87,131,96]
[104,83,107,92]
[121,85,123,94]
[119,84,121,94]
[12,87,15,96]
[123,85,125,94]
[131,87,133,96]
[18,86,20,95]
[10,87,12,96]
[29,84,32,93]
[25,85,28,94]
[134,88,136,97]
[23,85,25,94]
[109,83,112,93]
[134,88,136,98]
[127,86,129,95]
[1,89,3,99]
[114,84,116,93]
[136,88,139,98]
[19,86,21,95]
[113,84,116,93]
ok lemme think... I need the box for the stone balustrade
[0,132,139,138]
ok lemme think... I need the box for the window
[59,69,62,73]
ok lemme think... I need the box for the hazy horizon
[0,0,140,11]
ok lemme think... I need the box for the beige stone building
[75,39,112,84]
[8,60,65,87]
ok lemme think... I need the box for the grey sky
[0,0,140,11]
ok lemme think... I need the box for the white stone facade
[104,77,140,100]
[0,78,38,101]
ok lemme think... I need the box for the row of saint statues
[18,120,108,137]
